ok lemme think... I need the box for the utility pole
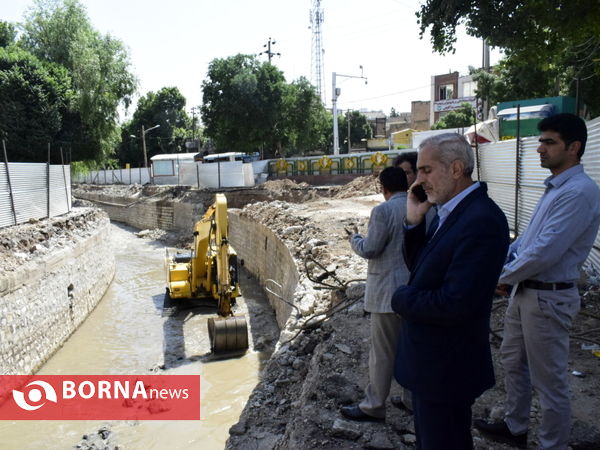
[347,109,352,153]
[141,124,160,168]
[190,106,199,141]
[332,67,367,155]
[261,37,280,62]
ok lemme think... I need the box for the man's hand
[344,225,358,241]
[406,182,433,225]
[495,283,511,297]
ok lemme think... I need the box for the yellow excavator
[165,193,248,354]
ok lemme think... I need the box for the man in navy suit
[392,133,509,450]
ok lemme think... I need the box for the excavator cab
[165,193,248,354]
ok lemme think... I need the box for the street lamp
[332,66,367,155]
[141,124,160,168]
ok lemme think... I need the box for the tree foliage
[201,54,331,158]
[417,1,600,116]
[0,21,17,48]
[118,87,192,166]
[431,103,474,130]
[0,46,73,161]
[280,77,330,155]
[339,110,372,152]
[20,0,137,161]
[201,54,286,157]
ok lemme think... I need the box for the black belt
[522,280,574,291]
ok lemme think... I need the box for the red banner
[0,375,200,420]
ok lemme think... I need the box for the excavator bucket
[208,316,249,354]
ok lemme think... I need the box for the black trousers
[412,394,474,450]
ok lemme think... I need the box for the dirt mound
[261,179,310,191]
[331,175,380,199]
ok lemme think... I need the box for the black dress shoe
[473,418,527,448]
[390,395,413,414]
[340,405,384,423]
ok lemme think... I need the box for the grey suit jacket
[351,192,409,313]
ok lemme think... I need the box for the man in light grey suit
[341,166,410,422]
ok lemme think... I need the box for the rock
[300,339,318,355]
[400,434,417,445]
[322,352,334,361]
[98,426,111,440]
[229,420,247,436]
[331,418,362,440]
[254,336,270,351]
[489,404,504,421]
[335,343,352,354]
[365,431,396,449]
[274,377,290,387]
[292,358,304,370]
[283,225,303,235]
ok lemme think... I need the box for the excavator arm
[166,193,247,354]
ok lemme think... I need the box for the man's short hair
[419,133,474,176]
[538,113,587,158]
[379,166,408,193]
[393,151,418,173]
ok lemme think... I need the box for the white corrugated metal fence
[0,163,71,228]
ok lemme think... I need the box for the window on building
[439,84,454,100]
[153,160,175,176]
[462,81,476,97]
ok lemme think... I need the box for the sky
[3,0,502,121]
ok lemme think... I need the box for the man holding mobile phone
[392,133,509,449]
[340,166,412,423]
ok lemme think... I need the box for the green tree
[0,21,17,48]
[20,0,137,162]
[279,77,330,155]
[416,1,600,116]
[431,103,474,130]
[339,110,372,152]
[389,107,399,118]
[201,54,287,158]
[118,87,192,166]
[0,46,73,161]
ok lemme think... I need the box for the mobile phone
[412,185,428,203]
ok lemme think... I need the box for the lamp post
[141,124,160,168]
[331,66,367,155]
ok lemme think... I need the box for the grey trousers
[501,286,580,450]
[359,312,408,418]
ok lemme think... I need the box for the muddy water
[0,222,277,449]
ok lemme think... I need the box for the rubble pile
[0,207,107,273]
[330,174,381,199]
[251,180,327,203]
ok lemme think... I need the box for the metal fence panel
[0,163,71,228]
[481,118,600,271]
[479,139,519,228]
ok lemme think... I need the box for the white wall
[178,161,255,188]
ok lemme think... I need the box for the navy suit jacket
[392,183,509,403]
